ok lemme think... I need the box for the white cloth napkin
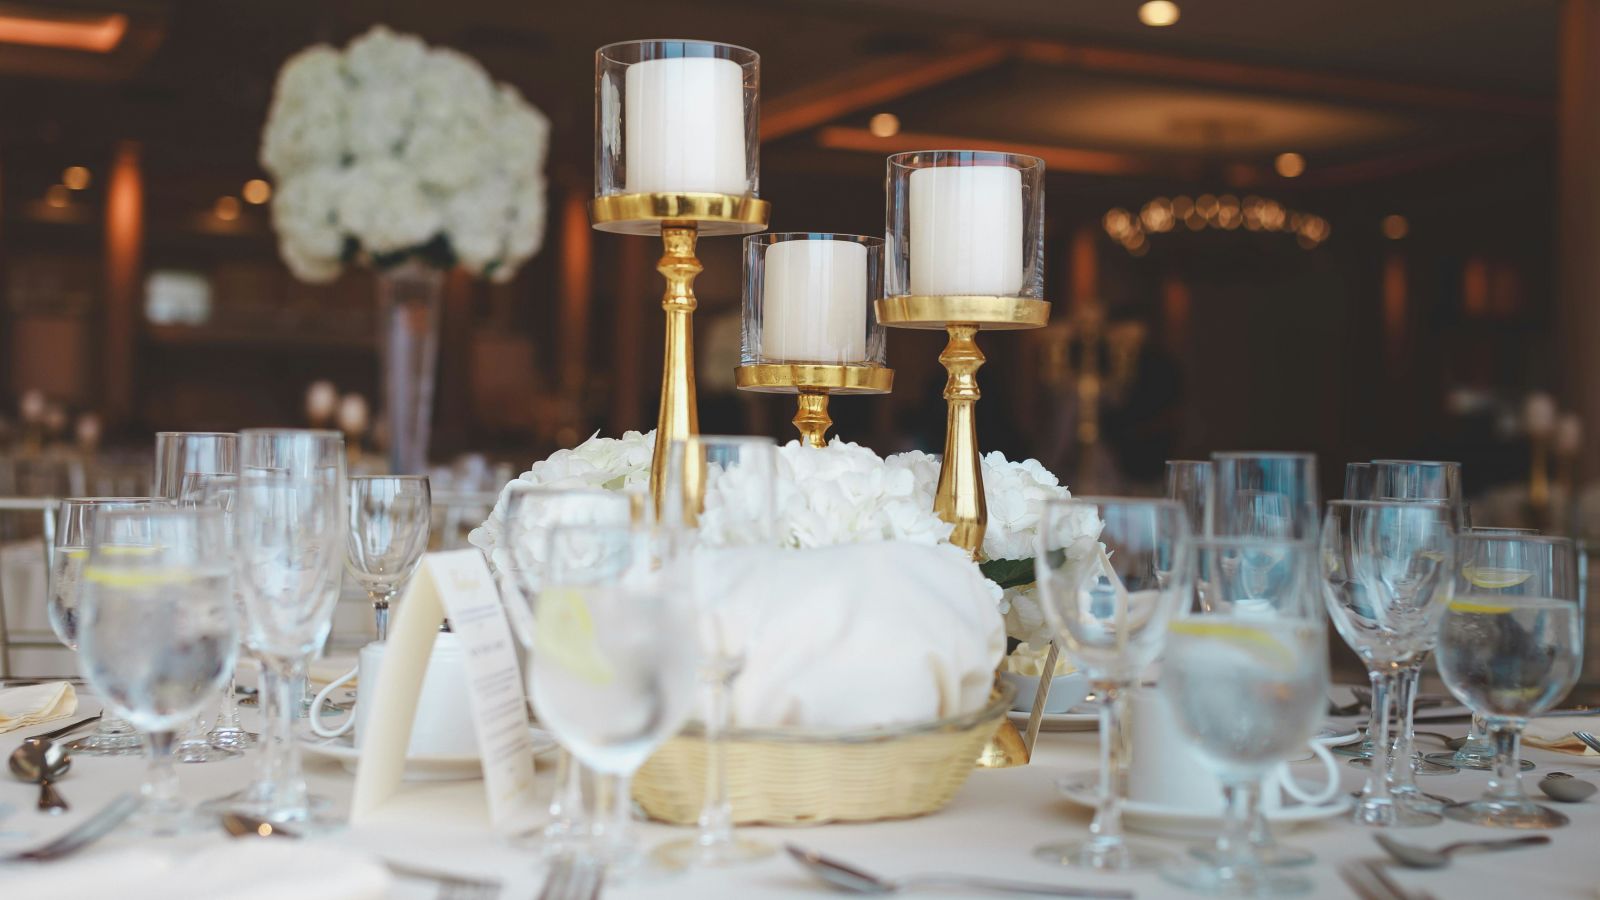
[1524,713,1600,755]
[2,842,392,900]
[0,681,77,734]
[698,541,1006,731]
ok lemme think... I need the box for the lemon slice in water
[1461,566,1531,590]
[1168,620,1296,670]
[1448,598,1515,615]
[534,587,615,685]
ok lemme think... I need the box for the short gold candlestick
[735,363,894,447]
[877,296,1051,559]
[592,192,770,513]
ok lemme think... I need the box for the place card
[350,550,539,830]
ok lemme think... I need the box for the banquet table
[1,691,1597,900]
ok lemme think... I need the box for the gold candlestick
[876,295,1050,558]
[593,191,769,513]
[735,363,894,447]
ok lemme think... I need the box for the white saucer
[1055,772,1352,839]
[300,726,559,781]
[1007,708,1098,732]
[1314,725,1362,747]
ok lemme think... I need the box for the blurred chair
[0,498,62,678]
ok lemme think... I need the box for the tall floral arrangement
[260,26,550,283]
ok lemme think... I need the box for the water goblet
[1033,497,1191,872]
[48,497,155,757]
[178,472,257,753]
[1438,533,1583,829]
[77,506,238,834]
[153,431,238,501]
[1165,460,1212,536]
[1159,537,1328,897]
[346,475,432,640]
[1344,462,1374,500]
[654,435,779,869]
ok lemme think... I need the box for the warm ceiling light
[45,184,70,208]
[1274,152,1306,178]
[1381,214,1409,240]
[214,196,241,221]
[62,166,91,190]
[242,179,272,204]
[868,112,900,138]
[1139,1,1180,27]
[0,8,128,53]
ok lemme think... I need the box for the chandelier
[1103,194,1330,256]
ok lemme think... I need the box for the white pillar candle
[908,166,1024,296]
[762,240,868,363]
[624,57,747,195]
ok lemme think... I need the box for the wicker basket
[633,682,1016,826]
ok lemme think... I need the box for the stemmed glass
[77,506,238,833]
[49,497,155,756]
[1447,526,1541,771]
[230,429,346,825]
[1165,460,1212,536]
[1438,533,1583,828]
[1321,500,1455,827]
[501,485,639,848]
[1033,497,1191,871]
[179,473,256,752]
[655,435,779,869]
[1160,537,1328,897]
[529,521,700,875]
[346,475,432,640]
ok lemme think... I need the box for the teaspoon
[8,740,71,813]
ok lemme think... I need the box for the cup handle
[308,665,360,739]
[1279,739,1342,806]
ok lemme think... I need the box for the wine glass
[1033,497,1191,872]
[501,485,639,848]
[1439,533,1583,829]
[1160,537,1328,897]
[48,497,155,756]
[346,475,432,640]
[1321,500,1454,827]
[77,506,238,834]
[1165,460,1212,537]
[1344,462,1374,500]
[230,429,346,826]
[655,435,779,869]
[529,521,700,876]
[152,432,238,501]
[178,473,257,753]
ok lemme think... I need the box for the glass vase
[377,261,445,475]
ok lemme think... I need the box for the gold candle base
[735,363,894,448]
[592,192,770,514]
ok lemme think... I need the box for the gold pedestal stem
[794,389,833,448]
[936,323,987,559]
[651,223,702,518]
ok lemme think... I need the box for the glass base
[1352,797,1443,828]
[176,740,242,764]
[1443,799,1569,829]
[208,729,260,752]
[1191,841,1314,868]
[68,731,143,757]
[653,835,775,869]
[1346,755,1457,776]
[1393,788,1452,810]
[199,783,337,829]
[1427,751,1533,773]
[1034,839,1170,872]
[127,799,217,837]
[1160,858,1312,897]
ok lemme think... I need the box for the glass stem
[1217,778,1263,881]
[142,729,181,812]
[1089,680,1130,852]
[549,751,585,831]
[696,669,736,850]
[1484,722,1527,804]
[1361,670,1396,808]
[371,590,392,642]
[1389,665,1421,793]
[262,656,310,819]
[214,672,242,733]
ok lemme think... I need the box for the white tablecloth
[1,696,1597,900]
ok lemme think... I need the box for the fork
[1573,731,1600,754]
[383,861,500,900]
[537,855,604,900]
[0,794,140,863]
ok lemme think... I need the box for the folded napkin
[1524,713,1600,755]
[0,681,76,734]
[3,841,391,900]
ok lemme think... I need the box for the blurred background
[0,0,1593,534]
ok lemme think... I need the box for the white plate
[1007,708,1099,732]
[300,726,559,781]
[1314,725,1362,747]
[1055,772,1351,839]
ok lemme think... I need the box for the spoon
[1375,833,1550,869]
[785,844,1134,897]
[1539,772,1597,803]
[8,740,71,813]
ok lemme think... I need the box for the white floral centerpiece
[260,25,551,283]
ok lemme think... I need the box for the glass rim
[60,496,155,506]
[154,431,237,438]
[1180,535,1317,552]
[1165,459,1212,466]
[239,428,343,440]
[1326,498,1452,509]
[1456,532,1577,548]
[669,434,778,447]
[596,38,758,62]
[94,504,222,524]
[745,232,883,247]
[1370,458,1462,467]
[1210,451,1316,461]
[886,149,1043,171]
[350,474,430,483]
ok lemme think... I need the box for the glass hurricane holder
[378,261,445,476]
[734,233,891,447]
[879,150,1048,558]
[593,39,768,517]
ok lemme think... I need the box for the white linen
[1525,713,1600,755]
[0,681,76,733]
[698,541,1005,730]
[0,841,391,900]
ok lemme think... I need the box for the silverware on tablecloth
[1539,772,1597,803]
[1572,730,1600,753]
[8,740,71,813]
[537,855,603,900]
[1339,860,1437,900]
[785,844,1134,898]
[1375,833,1549,869]
[26,714,102,745]
[0,793,140,862]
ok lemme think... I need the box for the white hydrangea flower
[335,158,440,255]
[260,45,346,177]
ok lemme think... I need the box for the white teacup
[1129,689,1339,812]
[309,634,479,758]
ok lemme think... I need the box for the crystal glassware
[48,497,155,756]
[1448,526,1543,770]
[654,435,779,869]
[1164,460,1212,537]
[230,429,346,826]
[529,522,700,876]
[1321,500,1455,827]
[1033,497,1191,872]
[1439,533,1583,829]
[346,475,432,640]
[1160,537,1328,897]
[178,473,257,753]
[1344,462,1374,500]
[77,506,238,833]
[152,431,238,501]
